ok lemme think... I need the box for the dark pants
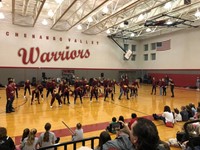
[6,97,14,112]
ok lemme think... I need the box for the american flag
[156,39,171,51]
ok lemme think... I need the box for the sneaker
[59,104,62,107]
[24,96,26,98]
[50,106,53,108]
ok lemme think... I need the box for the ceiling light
[0,2,3,8]
[120,23,125,28]
[164,2,172,10]
[77,24,82,30]
[138,14,144,21]
[48,10,54,17]
[130,33,135,37]
[0,12,5,19]
[146,28,151,32]
[55,0,64,4]
[44,3,50,9]
[42,19,48,25]
[195,9,200,18]
[87,17,93,23]
[166,19,173,25]
[106,29,111,34]
[102,6,109,14]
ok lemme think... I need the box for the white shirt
[162,112,174,123]
[72,129,83,141]
[174,113,182,122]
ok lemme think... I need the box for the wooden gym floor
[0,84,199,149]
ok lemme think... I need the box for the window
[131,44,136,52]
[151,43,156,50]
[131,54,136,61]
[144,54,148,61]
[151,53,156,60]
[124,44,129,51]
[157,42,162,47]
[144,44,148,51]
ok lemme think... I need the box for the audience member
[153,105,174,124]
[0,127,15,150]
[94,131,111,150]
[21,128,38,150]
[194,107,200,119]
[103,127,134,150]
[37,123,60,150]
[174,108,182,122]
[21,128,30,144]
[180,106,189,121]
[124,117,170,150]
[106,117,120,134]
[186,105,194,120]
[128,113,137,129]
[118,115,125,129]
[72,123,84,141]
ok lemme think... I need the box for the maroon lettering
[15,33,19,37]
[32,34,35,38]
[53,37,56,40]
[60,37,62,41]
[18,47,91,65]
[39,35,42,39]
[46,36,49,40]
[6,32,9,36]
[18,47,40,64]
[24,34,27,38]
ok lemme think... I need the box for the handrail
[37,136,99,150]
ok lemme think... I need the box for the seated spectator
[106,117,120,134]
[180,106,189,121]
[123,117,170,150]
[174,108,182,122]
[128,113,137,129]
[21,128,38,150]
[21,128,30,144]
[189,103,197,116]
[103,127,134,150]
[37,122,60,150]
[194,107,200,120]
[0,127,15,150]
[186,105,195,120]
[118,115,125,129]
[153,105,174,124]
[72,123,84,141]
[94,131,111,150]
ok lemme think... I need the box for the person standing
[151,77,157,95]
[24,80,31,98]
[169,78,175,97]
[90,85,98,102]
[6,79,15,113]
[161,78,167,96]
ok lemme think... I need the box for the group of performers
[27,76,140,107]
[151,76,175,97]
[5,75,141,111]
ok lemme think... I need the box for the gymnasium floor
[0,84,199,149]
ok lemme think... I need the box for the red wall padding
[148,73,199,87]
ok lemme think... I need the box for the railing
[37,136,99,150]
